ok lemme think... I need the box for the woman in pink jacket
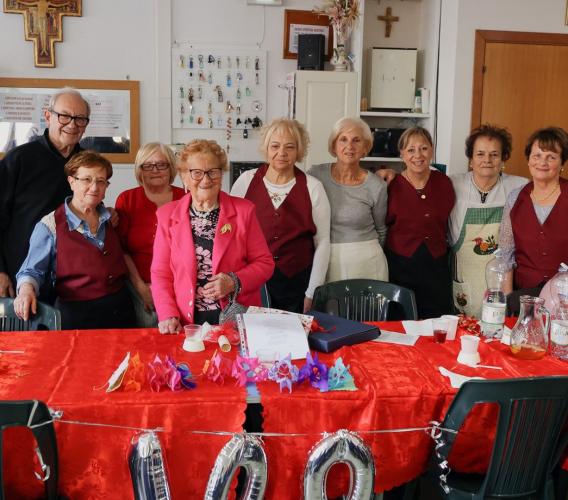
[151,140,274,333]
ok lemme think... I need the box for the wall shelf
[360,111,430,118]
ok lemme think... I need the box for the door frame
[471,30,568,129]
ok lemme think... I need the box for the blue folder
[307,310,381,353]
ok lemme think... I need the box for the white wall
[436,0,568,174]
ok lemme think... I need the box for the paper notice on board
[242,313,310,361]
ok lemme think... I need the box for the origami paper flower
[328,357,356,391]
[298,352,329,392]
[268,354,299,393]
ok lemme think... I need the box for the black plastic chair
[422,376,568,499]
[0,400,60,500]
[312,279,418,321]
[0,298,61,331]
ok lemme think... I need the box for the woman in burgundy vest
[499,127,568,307]
[231,118,331,314]
[13,151,134,329]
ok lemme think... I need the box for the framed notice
[0,78,139,163]
[283,9,333,60]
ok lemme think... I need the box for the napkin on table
[439,367,484,389]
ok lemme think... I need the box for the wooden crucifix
[3,0,82,67]
[378,7,399,38]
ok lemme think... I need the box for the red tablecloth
[0,329,246,499]
[2,323,568,499]
[259,321,568,499]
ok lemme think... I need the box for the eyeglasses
[186,168,223,180]
[72,176,110,188]
[50,109,90,127]
[140,162,170,171]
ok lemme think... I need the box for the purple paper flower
[298,352,329,392]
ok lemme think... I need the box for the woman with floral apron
[449,125,527,317]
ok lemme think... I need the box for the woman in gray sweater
[309,117,388,282]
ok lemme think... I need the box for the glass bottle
[549,263,568,360]
[480,250,508,338]
[510,296,550,360]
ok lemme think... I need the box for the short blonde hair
[258,118,310,163]
[328,117,374,157]
[398,126,433,152]
[134,142,177,185]
[178,139,229,171]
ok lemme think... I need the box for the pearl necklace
[471,176,498,204]
[191,203,219,219]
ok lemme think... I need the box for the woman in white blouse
[231,118,330,313]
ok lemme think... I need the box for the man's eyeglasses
[50,109,90,127]
[72,176,110,188]
[140,162,170,171]
[186,168,223,180]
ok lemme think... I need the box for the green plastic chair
[0,298,61,331]
[0,400,60,500]
[423,376,568,500]
[312,279,418,321]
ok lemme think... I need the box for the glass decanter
[510,295,550,360]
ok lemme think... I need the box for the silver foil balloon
[204,434,267,500]
[303,430,375,500]
[129,431,172,500]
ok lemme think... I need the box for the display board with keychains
[171,45,267,132]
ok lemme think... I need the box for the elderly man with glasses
[0,87,91,300]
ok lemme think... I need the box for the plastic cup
[457,335,481,365]
[432,318,449,344]
[441,315,459,340]
[183,324,205,352]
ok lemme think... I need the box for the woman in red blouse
[385,127,456,318]
[115,143,184,327]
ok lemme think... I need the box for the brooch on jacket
[220,223,232,234]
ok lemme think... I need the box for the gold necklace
[530,184,560,204]
[402,171,429,199]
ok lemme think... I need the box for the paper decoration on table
[438,367,484,389]
[106,352,131,393]
[231,355,268,387]
[268,355,299,393]
[123,353,145,393]
[402,319,433,336]
[327,357,356,392]
[246,306,314,334]
[176,362,197,389]
[148,355,181,392]
[299,352,329,392]
[202,350,233,385]
[239,312,310,361]
[457,314,481,336]
[202,322,240,347]
[373,331,419,346]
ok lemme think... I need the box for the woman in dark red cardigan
[385,127,456,318]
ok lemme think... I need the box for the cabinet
[287,71,358,170]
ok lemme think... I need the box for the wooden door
[471,30,568,179]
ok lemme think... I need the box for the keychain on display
[179,55,185,68]
[188,87,194,104]
[226,117,232,153]
[189,115,194,124]
[197,86,203,100]
[255,57,260,70]
[208,54,215,64]
[217,116,224,127]
[246,56,250,69]
[236,88,242,100]
[255,72,259,85]
[188,71,194,79]
[198,54,204,68]
[226,73,232,87]
[243,127,248,139]
[197,116,203,125]
[208,72,213,84]
[207,101,213,114]
[199,71,205,82]
[252,116,263,128]
[236,103,241,115]
[179,87,184,98]
[215,86,223,102]
[227,56,231,68]
[208,118,213,129]
[189,56,194,69]
[236,56,240,68]
[180,103,185,115]
[225,101,234,113]
[236,72,243,82]
[217,58,221,69]
[245,87,252,97]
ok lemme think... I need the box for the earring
[184,185,188,194]
[501,162,505,171]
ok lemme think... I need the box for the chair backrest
[0,400,59,500]
[0,298,61,331]
[312,279,418,321]
[435,377,568,499]
[260,285,271,308]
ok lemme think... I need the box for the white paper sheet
[439,367,484,389]
[402,319,433,336]
[242,313,310,361]
[372,331,419,346]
